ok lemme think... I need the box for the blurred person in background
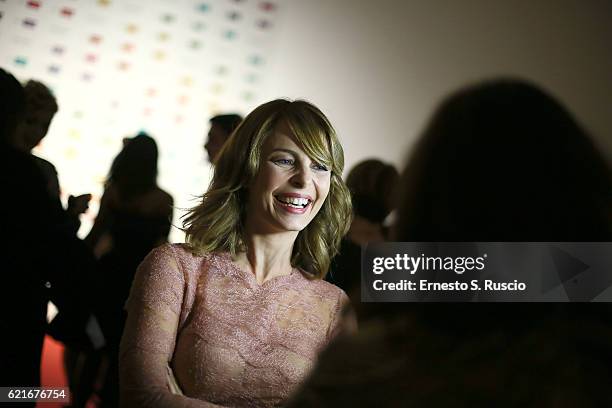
[0,67,51,397]
[288,78,612,407]
[204,113,243,164]
[12,80,91,234]
[78,132,173,407]
[0,68,96,404]
[326,159,399,307]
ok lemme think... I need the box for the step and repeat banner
[0,0,285,241]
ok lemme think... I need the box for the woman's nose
[290,166,311,188]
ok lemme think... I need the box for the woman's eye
[273,158,294,166]
[312,163,329,172]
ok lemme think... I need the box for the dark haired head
[206,114,243,163]
[108,132,159,199]
[395,78,612,241]
[0,68,26,145]
[346,159,399,223]
[10,80,59,151]
[210,114,243,136]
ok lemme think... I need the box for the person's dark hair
[210,114,243,137]
[24,80,58,113]
[107,132,159,200]
[346,159,398,223]
[0,68,26,144]
[395,78,612,242]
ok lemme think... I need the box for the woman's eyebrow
[270,148,298,155]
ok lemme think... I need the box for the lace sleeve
[119,245,223,408]
[327,291,358,341]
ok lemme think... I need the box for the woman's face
[245,121,331,235]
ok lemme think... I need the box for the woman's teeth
[276,196,309,208]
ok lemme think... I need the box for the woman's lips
[274,195,311,214]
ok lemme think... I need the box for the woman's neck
[234,231,298,285]
[348,215,385,245]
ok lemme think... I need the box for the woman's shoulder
[295,270,350,302]
[146,243,214,274]
[149,242,186,255]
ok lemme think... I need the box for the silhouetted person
[326,159,399,305]
[12,80,91,234]
[204,113,243,163]
[0,68,50,398]
[11,79,98,395]
[0,69,95,407]
[80,132,173,407]
[289,79,612,407]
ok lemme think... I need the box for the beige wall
[264,0,612,173]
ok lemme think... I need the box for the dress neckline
[217,252,299,287]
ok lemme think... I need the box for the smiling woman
[185,99,351,278]
[119,99,355,407]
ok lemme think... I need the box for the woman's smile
[274,193,312,213]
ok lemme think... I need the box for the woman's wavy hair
[183,99,352,278]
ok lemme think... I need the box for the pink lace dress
[119,244,352,407]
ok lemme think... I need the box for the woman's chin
[276,221,308,233]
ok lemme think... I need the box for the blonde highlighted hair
[183,99,352,278]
